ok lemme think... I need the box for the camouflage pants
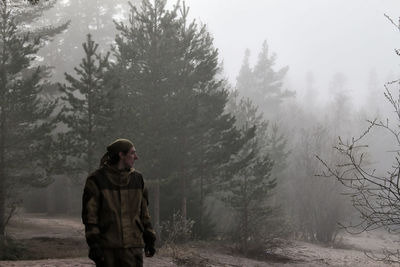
[95,248,143,267]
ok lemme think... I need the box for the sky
[166,0,400,104]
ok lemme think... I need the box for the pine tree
[225,93,282,254]
[183,87,251,238]
[113,0,250,240]
[267,123,289,179]
[236,49,253,94]
[0,0,64,236]
[303,71,317,109]
[328,72,353,137]
[59,34,112,177]
[237,41,294,119]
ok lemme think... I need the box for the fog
[42,0,400,105]
[2,0,400,266]
[178,0,400,105]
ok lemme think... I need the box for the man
[82,139,156,267]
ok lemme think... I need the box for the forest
[0,0,400,266]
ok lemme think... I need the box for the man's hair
[108,148,130,165]
[100,139,134,166]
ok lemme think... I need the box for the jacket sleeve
[82,176,101,247]
[140,178,156,241]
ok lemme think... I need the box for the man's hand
[89,243,104,263]
[145,244,156,257]
[143,229,156,257]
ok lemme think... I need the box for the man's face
[120,147,138,169]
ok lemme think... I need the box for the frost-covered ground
[0,214,398,266]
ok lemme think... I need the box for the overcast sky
[170,0,400,104]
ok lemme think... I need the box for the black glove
[145,244,156,257]
[89,243,104,263]
[143,229,156,257]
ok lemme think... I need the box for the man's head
[106,139,138,169]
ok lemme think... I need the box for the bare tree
[289,122,349,244]
[317,15,400,263]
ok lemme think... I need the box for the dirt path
[6,213,83,240]
[0,213,398,266]
[0,257,178,267]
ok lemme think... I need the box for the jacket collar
[103,163,135,186]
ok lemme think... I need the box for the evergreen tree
[113,0,250,240]
[327,72,353,137]
[111,0,186,238]
[236,41,294,119]
[0,0,64,236]
[228,89,289,184]
[225,92,283,254]
[235,42,292,190]
[59,34,112,177]
[183,87,251,238]
[267,123,289,179]
[236,49,253,94]
[303,71,317,109]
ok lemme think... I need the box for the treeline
[0,0,290,255]
[0,0,391,257]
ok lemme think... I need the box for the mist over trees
[38,0,137,81]
[236,41,294,120]
[313,15,400,262]
[1,0,400,262]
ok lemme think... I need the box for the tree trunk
[0,69,7,236]
[87,64,93,174]
[199,170,204,238]
[243,176,248,255]
[154,179,161,243]
[46,182,56,215]
[0,116,5,236]
[181,135,187,221]
[65,179,72,215]
[0,7,7,236]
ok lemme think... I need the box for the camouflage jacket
[82,165,155,248]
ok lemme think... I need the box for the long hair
[99,139,134,166]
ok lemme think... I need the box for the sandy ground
[0,213,399,266]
